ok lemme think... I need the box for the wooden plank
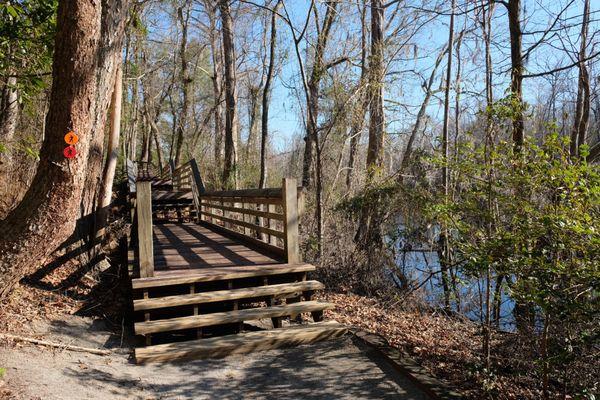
[202,187,283,199]
[283,178,300,263]
[135,301,335,335]
[202,195,283,206]
[135,321,347,363]
[134,281,325,311]
[199,201,283,221]
[132,263,315,289]
[199,210,285,239]
[197,220,285,257]
[136,181,154,278]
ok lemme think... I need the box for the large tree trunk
[259,1,280,189]
[219,0,238,189]
[355,0,384,246]
[507,0,524,147]
[570,0,590,158]
[0,0,130,300]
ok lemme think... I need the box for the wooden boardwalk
[127,160,345,363]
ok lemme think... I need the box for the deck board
[152,223,283,275]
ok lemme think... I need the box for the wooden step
[134,281,325,311]
[131,263,315,289]
[135,300,334,335]
[135,321,347,363]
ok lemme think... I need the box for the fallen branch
[0,333,111,356]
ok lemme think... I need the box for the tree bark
[97,62,123,227]
[0,75,20,213]
[507,0,524,147]
[345,0,368,194]
[174,0,192,167]
[0,0,130,300]
[259,1,280,189]
[219,0,238,189]
[0,76,19,155]
[570,0,590,158]
[355,0,385,246]
[206,1,224,174]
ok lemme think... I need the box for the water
[392,250,516,331]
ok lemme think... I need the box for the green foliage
[424,119,599,393]
[0,0,57,95]
[0,367,5,379]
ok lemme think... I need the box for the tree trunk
[0,75,20,212]
[246,84,261,164]
[570,0,590,158]
[206,2,224,174]
[0,76,19,154]
[219,0,238,189]
[301,1,337,189]
[507,0,524,147]
[259,1,280,189]
[345,0,368,194]
[439,0,456,313]
[355,0,385,246]
[0,0,130,300]
[97,62,123,228]
[174,0,192,167]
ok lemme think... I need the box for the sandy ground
[0,315,430,400]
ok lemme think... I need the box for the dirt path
[0,315,430,400]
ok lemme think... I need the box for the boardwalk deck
[127,159,343,363]
[152,223,281,272]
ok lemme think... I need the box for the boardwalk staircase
[127,160,346,363]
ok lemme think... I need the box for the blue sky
[264,0,598,152]
[144,0,599,153]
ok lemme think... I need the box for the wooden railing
[196,179,300,263]
[129,157,304,279]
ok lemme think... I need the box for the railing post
[282,178,300,263]
[137,180,154,278]
[189,159,205,223]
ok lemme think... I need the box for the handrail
[166,158,302,263]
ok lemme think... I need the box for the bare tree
[174,0,192,167]
[506,0,524,147]
[301,1,338,189]
[570,0,591,158]
[220,0,239,189]
[355,0,385,246]
[259,0,281,189]
[345,0,369,194]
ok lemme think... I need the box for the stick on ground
[0,333,111,356]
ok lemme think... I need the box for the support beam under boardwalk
[135,321,347,363]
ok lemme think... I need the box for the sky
[145,0,600,154]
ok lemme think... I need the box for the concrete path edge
[351,328,464,400]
